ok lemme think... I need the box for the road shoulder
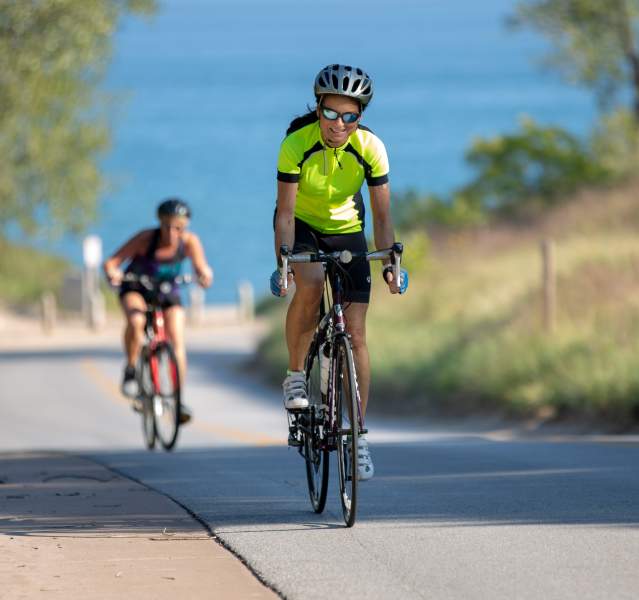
[0,451,279,600]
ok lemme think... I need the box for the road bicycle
[281,242,403,527]
[122,273,191,451]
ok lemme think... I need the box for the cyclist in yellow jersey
[272,64,405,480]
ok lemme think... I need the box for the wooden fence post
[41,291,56,334]
[541,239,556,333]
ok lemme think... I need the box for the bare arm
[185,233,213,288]
[274,181,298,262]
[102,230,151,285]
[369,183,400,293]
[273,181,298,295]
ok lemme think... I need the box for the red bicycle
[123,273,190,451]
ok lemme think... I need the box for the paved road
[2,321,639,599]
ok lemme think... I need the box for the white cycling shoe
[121,365,139,399]
[282,371,309,410]
[357,435,374,481]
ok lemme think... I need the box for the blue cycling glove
[270,270,282,296]
[383,266,409,294]
[399,269,409,294]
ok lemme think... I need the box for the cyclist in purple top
[103,198,213,422]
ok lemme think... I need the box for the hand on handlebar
[270,268,294,297]
[383,266,409,295]
[197,266,214,288]
[106,268,124,287]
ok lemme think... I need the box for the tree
[461,118,612,215]
[512,0,639,121]
[0,0,155,238]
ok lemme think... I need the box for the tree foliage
[395,118,613,229]
[0,0,155,238]
[512,0,639,118]
[461,118,612,215]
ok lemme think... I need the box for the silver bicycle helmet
[314,64,374,108]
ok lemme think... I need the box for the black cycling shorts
[292,218,371,304]
[119,283,182,309]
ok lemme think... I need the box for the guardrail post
[237,280,254,322]
[41,291,56,334]
[189,286,205,325]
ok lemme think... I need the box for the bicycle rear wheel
[138,348,156,450]
[304,338,329,513]
[151,342,181,450]
[335,336,359,527]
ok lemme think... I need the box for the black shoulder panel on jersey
[344,143,372,178]
[298,141,324,170]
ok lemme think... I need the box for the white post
[237,280,254,322]
[82,235,105,331]
[189,286,205,326]
[40,291,56,334]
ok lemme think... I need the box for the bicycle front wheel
[151,342,181,450]
[138,348,156,450]
[304,338,329,513]
[335,336,359,527]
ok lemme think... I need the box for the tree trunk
[616,0,639,123]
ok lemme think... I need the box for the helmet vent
[313,64,374,107]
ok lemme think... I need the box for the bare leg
[164,306,187,380]
[120,292,147,367]
[285,263,325,371]
[344,302,370,416]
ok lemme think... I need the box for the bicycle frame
[122,272,190,397]
[146,307,178,395]
[320,267,365,441]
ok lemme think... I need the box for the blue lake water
[44,0,596,302]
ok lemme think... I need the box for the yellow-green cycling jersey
[277,117,390,234]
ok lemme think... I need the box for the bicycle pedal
[288,435,303,447]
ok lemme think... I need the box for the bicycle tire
[138,348,156,450]
[304,338,329,513]
[151,342,181,451]
[335,336,359,527]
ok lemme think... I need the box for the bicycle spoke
[335,337,358,527]
[152,343,181,450]
[304,338,329,513]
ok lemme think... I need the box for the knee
[348,327,367,351]
[127,314,145,335]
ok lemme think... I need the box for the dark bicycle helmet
[157,197,191,219]
[314,64,374,108]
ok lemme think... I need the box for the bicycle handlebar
[279,242,403,292]
[120,273,192,294]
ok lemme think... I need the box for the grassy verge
[257,182,639,426]
[0,237,72,309]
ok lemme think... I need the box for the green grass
[257,183,639,426]
[0,237,72,309]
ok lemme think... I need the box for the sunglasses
[320,106,361,124]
